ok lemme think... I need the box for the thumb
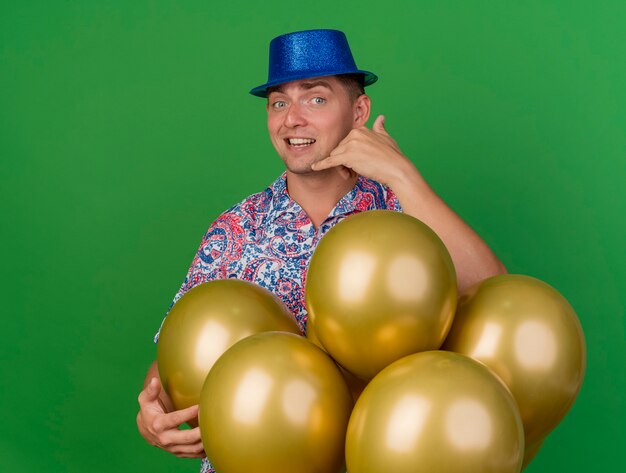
[145,377,161,401]
[372,115,388,135]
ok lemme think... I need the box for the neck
[285,168,358,228]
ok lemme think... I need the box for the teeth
[288,138,315,145]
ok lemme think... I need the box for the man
[137,29,506,472]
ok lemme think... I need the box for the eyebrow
[299,80,333,90]
[268,80,333,96]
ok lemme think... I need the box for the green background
[1,0,624,471]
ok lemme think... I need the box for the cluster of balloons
[157,280,351,472]
[157,280,301,423]
[157,210,586,473]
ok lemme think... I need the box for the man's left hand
[311,115,414,186]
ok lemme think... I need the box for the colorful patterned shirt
[155,172,402,473]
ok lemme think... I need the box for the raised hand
[312,115,414,187]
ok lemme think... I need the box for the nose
[284,102,307,128]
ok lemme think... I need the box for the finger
[138,378,161,406]
[169,439,205,455]
[329,140,351,157]
[174,451,206,459]
[175,453,206,459]
[372,115,389,135]
[311,156,340,171]
[157,425,202,448]
[334,125,370,149]
[171,442,206,459]
[155,404,200,431]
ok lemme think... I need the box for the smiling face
[266,76,370,175]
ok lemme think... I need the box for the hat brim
[249,70,378,98]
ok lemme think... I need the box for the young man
[137,29,506,472]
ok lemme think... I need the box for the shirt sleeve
[153,210,243,343]
[200,457,214,473]
[384,185,404,212]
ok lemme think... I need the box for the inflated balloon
[199,332,353,473]
[522,439,544,471]
[306,318,368,403]
[443,274,586,447]
[306,210,457,380]
[157,279,300,419]
[346,351,524,473]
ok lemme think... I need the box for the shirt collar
[268,172,299,218]
[329,175,368,217]
[268,172,376,222]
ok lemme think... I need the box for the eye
[311,97,326,105]
[272,100,287,110]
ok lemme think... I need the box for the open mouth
[286,138,316,148]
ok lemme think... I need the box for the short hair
[335,73,365,103]
[266,73,366,103]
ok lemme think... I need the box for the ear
[353,94,371,127]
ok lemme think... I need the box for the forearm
[390,163,507,292]
[309,116,507,290]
